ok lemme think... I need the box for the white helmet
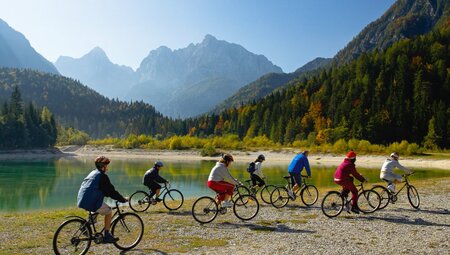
[390,152,399,159]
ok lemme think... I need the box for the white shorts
[96,202,112,215]
[380,172,402,183]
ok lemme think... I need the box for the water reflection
[0,158,449,212]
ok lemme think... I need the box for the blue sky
[0,0,396,72]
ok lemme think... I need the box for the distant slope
[55,47,135,99]
[0,19,59,74]
[212,57,331,112]
[0,68,179,138]
[334,0,450,65]
[127,34,283,118]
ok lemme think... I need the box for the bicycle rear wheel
[111,212,144,251]
[192,196,218,224]
[270,186,290,208]
[371,185,390,210]
[321,191,344,218]
[358,190,381,213]
[233,194,259,221]
[300,184,319,206]
[163,189,184,210]
[407,185,420,209]
[53,218,91,255]
[129,191,151,212]
[260,185,276,204]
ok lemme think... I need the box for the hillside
[0,18,59,74]
[0,68,183,138]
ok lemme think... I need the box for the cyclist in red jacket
[334,151,366,214]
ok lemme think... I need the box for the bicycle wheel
[371,185,390,210]
[358,190,381,213]
[163,189,184,210]
[260,185,276,204]
[129,191,151,213]
[321,191,344,218]
[300,184,319,206]
[111,212,144,251]
[407,185,420,209]
[53,218,91,255]
[270,186,290,208]
[233,194,259,221]
[231,185,251,202]
[192,196,219,224]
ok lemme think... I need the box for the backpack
[247,162,256,173]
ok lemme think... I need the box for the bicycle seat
[283,176,291,179]
[381,178,392,183]
[245,180,252,183]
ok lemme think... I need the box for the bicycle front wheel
[300,184,319,206]
[321,191,344,218]
[407,185,420,209]
[260,185,276,204]
[163,189,184,210]
[129,191,151,212]
[270,186,290,208]
[358,190,381,213]
[53,218,91,255]
[231,185,251,202]
[111,213,144,251]
[233,194,259,221]
[192,196,218,224]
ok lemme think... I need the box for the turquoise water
[0,157,449,212]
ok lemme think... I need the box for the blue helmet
[155,161,164,167]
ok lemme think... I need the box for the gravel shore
[19,178,445,255]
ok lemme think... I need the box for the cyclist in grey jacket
[380,152,412,192]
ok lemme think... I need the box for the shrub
[201,145,220,157]
[332,139,347,153]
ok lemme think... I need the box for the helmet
[95,156,110,169]
[222,153,234,162]
[390,152,399,159]
[155,161,164,167]
[257,154,265,161]
[346,151,357,159]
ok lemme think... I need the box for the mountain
[0,18,59,74]
[127,34,283,118]
[212,57,331,112]
[0,68,182,138]
[55,47,135,99]
[334,0,450,65]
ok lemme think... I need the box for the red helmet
[95,156,110,169]
[346,151,356,159]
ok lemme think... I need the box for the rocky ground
[1,178,448,255]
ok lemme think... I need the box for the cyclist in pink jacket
[334,151,366,214]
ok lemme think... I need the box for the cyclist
[380,152,412,193]
[287,150,311,200]
[250,154,266,191]
[77,156,128,243]
[333,151,366,214]
[207,153,241,208]
[143,161,168,204]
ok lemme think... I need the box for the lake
[1,157,449,212]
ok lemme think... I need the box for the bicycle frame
[387,175,412,197]
[284,175,310,194]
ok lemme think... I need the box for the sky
[0,0,396,73]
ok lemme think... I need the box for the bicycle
[128,182,184,212]
[53,201,144,255]
[237,179,277,205]
[371,173,420,210]
[192,186,260,224]
[321,182,381,218]
[270,175,319,208]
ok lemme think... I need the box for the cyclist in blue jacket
[287,150,312,199]
[77,156,127,243]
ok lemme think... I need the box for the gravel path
[79,178,449,255]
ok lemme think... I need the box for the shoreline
[0,145,449,170]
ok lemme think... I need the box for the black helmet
[257,154,265,161]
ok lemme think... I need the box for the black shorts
[146,182,161,193]
[289,172,302,186]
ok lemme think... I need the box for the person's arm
[303,157,311,177]
[99,174,126,202]
[395,161,412,174]
[155,174,168,184]
[222,167,240,185]
[350,165,365,182]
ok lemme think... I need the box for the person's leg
[292,173,302,193]
[208,181,229,202]
[97,203,117,242]
[251,174,257,187]
[254,174,265,187]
